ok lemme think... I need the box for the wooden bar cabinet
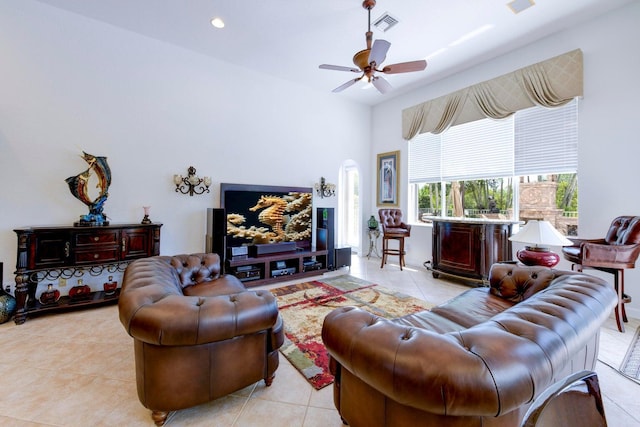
[428,218,519,285]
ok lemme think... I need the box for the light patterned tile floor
[0,255,638,426]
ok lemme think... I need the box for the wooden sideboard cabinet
[13,223,161,324]
[429,218,518,285]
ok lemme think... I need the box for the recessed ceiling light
[210,17,225,29]
[507,0,535,14]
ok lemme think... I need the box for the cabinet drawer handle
[94,253,99,259]
[65,242,70,258]
[122,238,126,253]
[94,236,100,242]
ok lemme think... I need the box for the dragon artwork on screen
[222,184,313,250]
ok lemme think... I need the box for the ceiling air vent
[373,12,399,32]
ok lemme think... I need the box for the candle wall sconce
[314,177,336,198]
[174,166,211,196]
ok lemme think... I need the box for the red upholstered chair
[521,370,607,427]
[562,215,640,332]
[378,209,411,270]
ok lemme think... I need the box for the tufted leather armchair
[378,208,411,270]
[119,253,284,426]
[562,215,640,332]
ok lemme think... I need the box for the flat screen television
[220,183,313,250]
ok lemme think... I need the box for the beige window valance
[402,49,583,140]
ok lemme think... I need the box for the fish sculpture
[65,152,111,226]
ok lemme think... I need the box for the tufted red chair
[562,216,640,332]
[119,253,284,425]
[378,209,411,270]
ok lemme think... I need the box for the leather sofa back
[170,252,223,288]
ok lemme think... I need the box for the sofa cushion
[391,310,465,334]
[183,275,246,297]
[430,287,515,329]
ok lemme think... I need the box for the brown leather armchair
[562,215,640,332]
[119,253,284,425]
[378,208,411,270]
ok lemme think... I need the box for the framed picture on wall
[376,150,399,207]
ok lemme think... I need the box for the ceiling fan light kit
[319,0,427,94]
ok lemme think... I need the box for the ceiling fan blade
[382,60,427,74]
[332,78,361,93]
[372,76,392,94]
[319,64,361,73]
[368,39,391,67]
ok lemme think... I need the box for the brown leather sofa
[321,264,617,427]
[119,253,284,426]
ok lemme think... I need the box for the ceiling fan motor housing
[353,48,371,70]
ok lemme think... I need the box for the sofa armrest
[123,290,280,346]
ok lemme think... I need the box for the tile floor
[0,255,639,426]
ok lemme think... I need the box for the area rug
[271,275,434,390]
[620,326,640,380]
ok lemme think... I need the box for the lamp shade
[509,220,573,248]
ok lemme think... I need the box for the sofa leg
[264,373,275,386]
[151,410,169,426]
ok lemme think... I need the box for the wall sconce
[173,166,211,196]
[314,177,336,198]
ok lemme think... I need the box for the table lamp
[508,220,573,267]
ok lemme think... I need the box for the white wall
[371,1,640,318]
[0,1,371,288]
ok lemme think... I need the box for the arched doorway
[339,161,360,252]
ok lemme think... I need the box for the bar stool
[378,209,411,270]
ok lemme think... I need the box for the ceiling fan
[319,0,427,94]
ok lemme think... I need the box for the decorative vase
[368,215,379,230]
[141,206,152,224]
[0,287,17,324]
[103,276,118,296]
[39,284,60,306]
[69,279,92,301]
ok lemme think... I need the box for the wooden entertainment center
[12,223,161,324]
[226,248,328,287]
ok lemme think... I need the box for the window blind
[408,100,578,183]
[408,132,440,183]
[515,99,578,175]
[442,117,514,181]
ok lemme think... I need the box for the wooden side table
[366,228,380,258]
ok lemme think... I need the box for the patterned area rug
[621,326,640,380]
[271,275,434,390]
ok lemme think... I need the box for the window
[409,99,578,235]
